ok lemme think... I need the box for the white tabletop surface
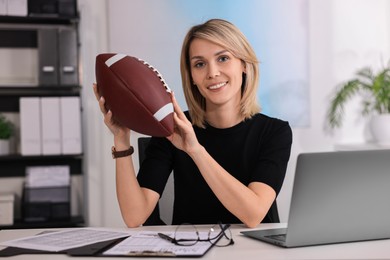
[1,223,390,259]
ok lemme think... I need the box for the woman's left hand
[166,92,202,155]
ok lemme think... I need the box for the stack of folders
[20,97,82,156]
[23,165,71,222]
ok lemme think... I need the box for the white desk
[1,224,389,259]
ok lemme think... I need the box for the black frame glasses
[158,222,234,247]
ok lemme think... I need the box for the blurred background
[0,0,389,228]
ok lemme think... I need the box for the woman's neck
[205,105,243,129]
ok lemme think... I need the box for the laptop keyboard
[265,234,286,242]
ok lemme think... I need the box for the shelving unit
[0,86,80,112]
[0,12,85,229]
[0,216,84,230]
[0,15,79,25]
[0,154,82,177]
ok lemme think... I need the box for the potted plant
[0,114,15,155]
[326,61,390,145]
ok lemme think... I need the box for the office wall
[107,0,310,128]
[279,0,390,221]
[77,0,112,226]
[80,0,390,227]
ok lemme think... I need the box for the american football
[95,53,174,137]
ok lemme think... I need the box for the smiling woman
[181,20,260,129]
[188,39,245,126]
[94,18,292,228]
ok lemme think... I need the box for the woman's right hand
[93,83,130,140]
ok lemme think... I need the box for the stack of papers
[0,228,129,252]
[26,166,70,188]
[103,231,214,256]
[0,228,216,257]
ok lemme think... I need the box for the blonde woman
[94,19,292,228]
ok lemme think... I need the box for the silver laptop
[241,149,390,247]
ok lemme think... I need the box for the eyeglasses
[158,223,234,247]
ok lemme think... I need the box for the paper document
[103,231,214,257]
[26,165,70,187]
[0,228,129,252]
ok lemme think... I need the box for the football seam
[138,58,172,94]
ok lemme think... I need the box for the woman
[94,19,292,228]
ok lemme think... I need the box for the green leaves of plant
[0,114,14,139]
[326,62,390,129]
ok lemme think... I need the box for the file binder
[38,29,58,86]
[0,238,124,257]
[58,28,78,86]
[0,0,6,15]
[20,97,41,155]
[6,0,27,16]
[60,97,82,154]
[41,97,61,155]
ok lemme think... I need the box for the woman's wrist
[113,134,131,150]
[187,144,206,160]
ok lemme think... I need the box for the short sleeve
[137,137,174,196]
[250,120,293,195]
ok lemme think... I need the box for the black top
[137,113,292,225]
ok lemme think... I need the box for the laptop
[241,149,390,247]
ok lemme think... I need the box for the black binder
[0,237,126,257]
[58,28,78,86]
[38,28,59,86]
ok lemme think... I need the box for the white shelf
[334,142,390,151]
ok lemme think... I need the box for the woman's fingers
[93,83,100,101]
[98,96,108,114]
[93,83,108,114]
[172,111,188,131]
[93,84,130,137]
[170,92,186,120]
[104,109,113,126]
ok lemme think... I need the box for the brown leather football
[95,53,174,137]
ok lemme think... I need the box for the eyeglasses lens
[174,224,200,246]
[208,224,233,247]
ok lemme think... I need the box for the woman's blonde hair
[180,18,260,128]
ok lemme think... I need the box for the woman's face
[189,38,245,111]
